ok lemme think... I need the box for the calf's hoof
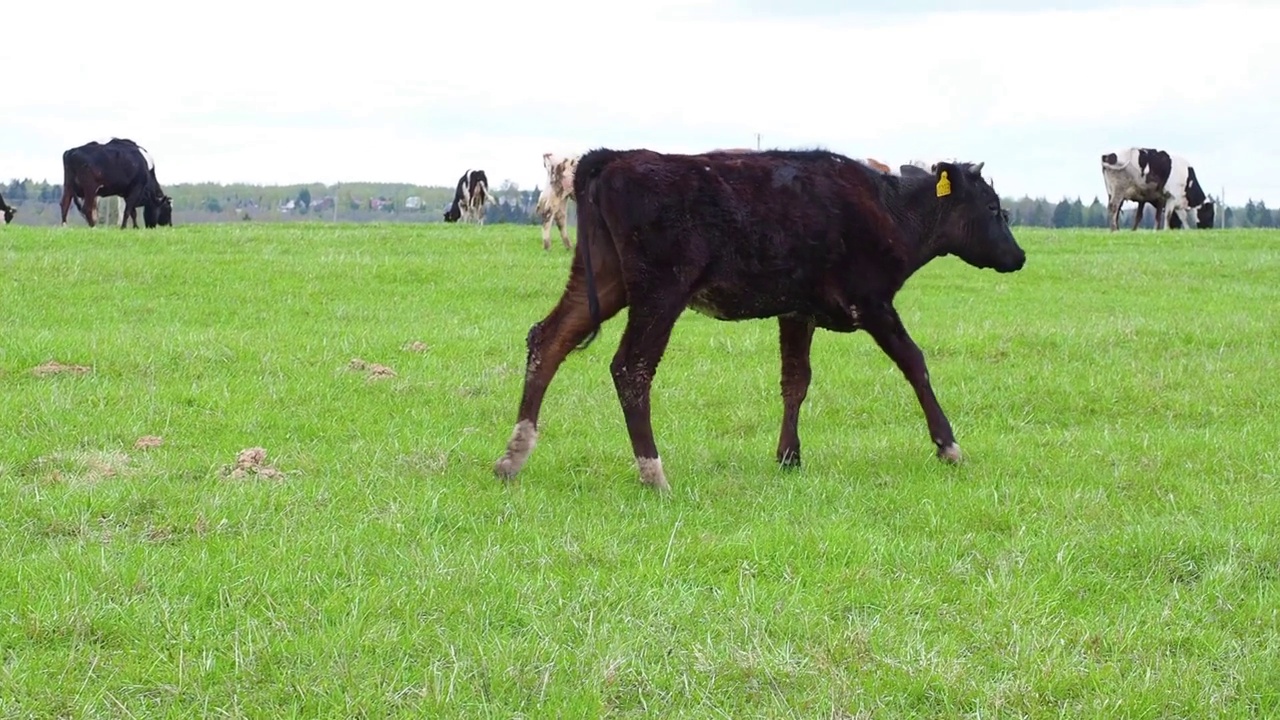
[494,420,538,480]
[637,456,670,493]
[493,457,520,480]
[937,443,963,464]
[777,450,802,469]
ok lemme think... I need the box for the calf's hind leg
[609,293,690,492]
[493,261,626,481]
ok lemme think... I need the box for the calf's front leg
[861,303,962,463]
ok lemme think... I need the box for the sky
[2,0,1277,204]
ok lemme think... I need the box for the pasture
[2,222,1279,717]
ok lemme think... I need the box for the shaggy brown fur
[495,147,1026,491]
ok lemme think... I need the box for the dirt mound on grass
[31,360,92,377]
[224,447,284,480]
[348,357,396,381]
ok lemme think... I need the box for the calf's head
[931,161,1025,273]
[2,205,14,225]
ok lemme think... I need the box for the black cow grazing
[0,192,14,225]
[493,148,1027,492]
[443,168,492,224]
[60,138,173,229]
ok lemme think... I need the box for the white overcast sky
[2,0,1276,204]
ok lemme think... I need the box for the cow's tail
[571,149,626,351]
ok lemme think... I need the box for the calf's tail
[570,148,624,351]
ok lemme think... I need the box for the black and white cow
[0,191,15,225]
[443,169,493,224]
[1101,147,1213,230]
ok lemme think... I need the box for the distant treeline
[3,177,1277,229]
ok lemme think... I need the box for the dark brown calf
[494,148,1027,491]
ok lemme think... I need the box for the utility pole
[756,133,761,150]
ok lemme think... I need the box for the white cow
[537,152,578,250]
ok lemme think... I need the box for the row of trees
[3,177,1277,229]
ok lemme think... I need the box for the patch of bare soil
[348,357,396,381]
[31,360,92,377]
[134,435,164,450]
[31,450,130,485]
[224,447,284,480]
[403,340,429,353]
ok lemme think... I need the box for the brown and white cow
[537,152,579,250]
[860,157,892,173]
[494,148,1027,491]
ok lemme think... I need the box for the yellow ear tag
[936,171,951,197]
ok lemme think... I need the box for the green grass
[2,222,1279,718]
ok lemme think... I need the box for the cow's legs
[541,216,553,250]
[1107,196,1123,231]
[59,186,74,226]
[494,264,627,481]
[609,295,689,492]
[121,195,139,229]
[83,193,99,228]
[557,209,571,250]
[776,315,816,467]
[1131,201,1145,231]
[862,302,961,463]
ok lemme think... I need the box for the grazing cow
[860,157,892,173]
[0,192,15,224]
[1101,147,1211,230]
[60,138,173,229]
[537,152,579,250]
[493,148,1027,492]
[906,158,960,173]
[443,169,493,224]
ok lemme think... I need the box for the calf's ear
[933,162,958,198]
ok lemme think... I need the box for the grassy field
[2,222,1279,717]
